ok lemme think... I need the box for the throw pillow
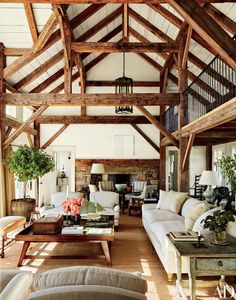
[156,190,169,209]
[156,190,188,214]
[185,201,211,231]
[192,206,220,232]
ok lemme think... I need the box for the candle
[66,185,69,199]
[198,231,201,237]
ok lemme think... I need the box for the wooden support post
[34,121,40,149]
[0,43,6,216]
[178,31,189,192]
[206,146,212,171]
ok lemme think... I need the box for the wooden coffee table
[15,224,114,267]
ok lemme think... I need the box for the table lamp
[199,170,220,202]
[90,163,105,187]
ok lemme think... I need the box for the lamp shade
[199,171,220,186]
[90,163,105,174]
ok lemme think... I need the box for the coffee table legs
[18,241,30,267]
[101,241,112,266]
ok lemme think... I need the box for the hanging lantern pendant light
[115,52,133,114]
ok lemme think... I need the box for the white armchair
[98,180,115,191]
[40,192,83,216]
[89,191,120,227]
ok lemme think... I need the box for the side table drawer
[196,258,236,272]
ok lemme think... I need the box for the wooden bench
[0,216,26,258]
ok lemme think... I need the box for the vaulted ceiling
[1,1,235,99]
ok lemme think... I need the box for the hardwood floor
[0,214,224,299]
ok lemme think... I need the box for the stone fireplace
[75,159,159,191]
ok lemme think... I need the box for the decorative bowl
[115,183,127,192]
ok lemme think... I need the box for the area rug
[0,214,226,299]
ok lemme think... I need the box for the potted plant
[202,210,235,244]
[6,145,54,219]
[219,154,236,194]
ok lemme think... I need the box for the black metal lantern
[115,53,133,114]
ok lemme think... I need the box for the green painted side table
[168,234,236,300]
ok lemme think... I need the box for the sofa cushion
[142,208,184,226]
[33,266,147,294]
[157,190,188,214]
[185,201,211,231]
[149,220,186,252]
[181,197,202,217]
[156,190,169,209]
[51,192,83,207]
[192,207,220,232]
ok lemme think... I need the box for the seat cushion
[142,209,184,227]
[33,266,147,294]
[0,216,26,236]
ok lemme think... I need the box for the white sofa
[90,191,120,227]
[40,192,83,216]
[142,191,236,283]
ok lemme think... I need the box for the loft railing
[164,36,236,132]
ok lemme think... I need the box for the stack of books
[86,228,112,235]
[61,226,84,235]
[169,231,204,242]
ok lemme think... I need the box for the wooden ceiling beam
[4,12,57,79]
[4,4,105,79]
[81,80,160,87]
[181,25,192,69]
[3,105,48,149]
[204,4,236,35]
[1,0,235,3]
[37,115,160,124]
[3,117,38,135]
[24,3,38,44]
[136,104,179,148]
[41,124,69,149]
[131,124,160,153]
[148,3,218,56]
[4,48,31,56]
[3,92,180,106]
[71,42,179,53]
[27,132,34,147]
[168,0,236,70]
[181,133,195,171]
[24,11,122,93]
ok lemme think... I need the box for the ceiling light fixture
[115,52,133,114]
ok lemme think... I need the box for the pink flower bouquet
[61,197,84,216]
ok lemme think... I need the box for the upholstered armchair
[125,181,147,204]
[89,191,120,227]
[98,180,115,191]
[40,191,83,216]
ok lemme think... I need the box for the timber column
[178,28,189,192]
[0,43,6,216]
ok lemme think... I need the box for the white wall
[40,124,160,159]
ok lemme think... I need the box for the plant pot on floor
[11,198,36,221]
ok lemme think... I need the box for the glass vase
[214,231,227,243]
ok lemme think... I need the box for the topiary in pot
[6,145,54,219]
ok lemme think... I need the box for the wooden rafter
[3,93,180,106]
[131,124,160,153]
[123,3,129,41]
[5,126,12,138]
[181,133,195,171]
[37,115,159,124]
[3,105,48,149]
[181,25,192,69]
[27,133,34,147]
[4,4,105,79]
[80,80,160,87]
[4,48,30,56]
[2,0,234,4]
[204,4,236,35]
[3,117,38,135]
[71,42,179,53]
[24,3,38,44]
[168,0,236,70]
[136,105,179,148]
[41,124,69,149]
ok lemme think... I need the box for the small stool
[0,216,26,258]
[29,210,41,224]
